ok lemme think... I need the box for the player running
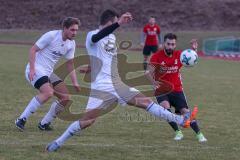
[15,17,81,131]
[147,33,207,142]
[46,10,198,152]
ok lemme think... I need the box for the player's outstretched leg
[127,94,198,128]
[148,103,198,128]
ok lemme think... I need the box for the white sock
[20,97,42,120]
[40,100,60,125]
[55,121,81,146]
[146,102,184,125]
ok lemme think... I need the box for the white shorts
[86,81,140,110]
[25,64,62,89]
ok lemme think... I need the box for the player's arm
[145,60,161,90]
[158,33,163,46]
[140,32,146,47]
[157,26,163,48]
[145,64,155,83]
[28,45,41,81]
[140,25,147,47]
[91,23,120,43]
[145,65,161,90]
[65,42,80,91]
[28,31,54,81]
[91,12,132,43]
[66,59,80,91]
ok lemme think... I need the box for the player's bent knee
[38,90,54,103]
[44,90,54,98]
[39,89,54,99]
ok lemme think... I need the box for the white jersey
[86,29,120,88]
[27,30,75,76]
[85,29,140,110]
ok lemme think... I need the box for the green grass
[0,31,240,160]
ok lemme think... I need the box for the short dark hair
[100,9,119,25]
[164,33,177,41]
[62,17,81,29]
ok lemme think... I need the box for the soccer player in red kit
[141,16,162,70]
[147,33,207,142]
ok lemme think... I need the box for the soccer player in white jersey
[15,17,81,131]
[46,10,198,152]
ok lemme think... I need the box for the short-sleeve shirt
[143,24,160,46]
[32,30,75,76]
[150,50,183,92]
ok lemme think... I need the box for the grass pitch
[0,31,240,160]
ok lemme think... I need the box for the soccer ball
[180,49,198,67]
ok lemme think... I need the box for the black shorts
[156,91,188,113]
[34,74,63,90]
[143,45,158,56]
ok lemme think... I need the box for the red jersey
[150,50,183,93]
[143,24,160,46]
